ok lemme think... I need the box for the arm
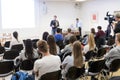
[104,49,114,60]
[61,56,69,69]
[33,60,40,77]
[50,20,53,27]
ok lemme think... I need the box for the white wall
[79,0,120,33]
[0,0,80,40]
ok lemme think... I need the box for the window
[1,0,35,29]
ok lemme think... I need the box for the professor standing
[50,15,59,35]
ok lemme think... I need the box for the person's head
[47,35,57,55]
[76,18,79,22]
[37,40,49,55]
[13,31,18,40]
[56,28,62,33]
[73,41,83,67]
[54,15,57,20]
[115,33,120,45]
[91,28,96,35]
[42,32,49,41]
[25,39,34,59]
[88,33,95,50]
[67,28,71,33]
[97,26,102,31]
[69,35,77,44]
[115,13,120,21]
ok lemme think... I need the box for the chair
[11,44,23,52]
[3,50,19,60]
[39,70,61,80]
[0,60,14,79]
[4,41,10,48]
[20,58,37,71]
[32,39,39,49]
[109,76,120,80]
[85,50,97,61]
[102,59,120,80]
[32,39,39,43]
[0,46,5,56]
[96,47,107,59]
[66,66,86,80]
[87,60,105,80]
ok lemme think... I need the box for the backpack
[11,71,34,80]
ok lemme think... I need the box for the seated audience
[95,26,106,48]
[16,39,39,61]
[33,40,61,80]
[54,28,64,42]
[83,33,96,54]
[42,31,49,41]
[9,31,23,48]
[104,33,120,68]
[61,41,85,79]
[91,28,96,37]
[47,35,60,55]
[64,28,73,45]
[61,35,77,57]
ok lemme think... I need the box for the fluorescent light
[75,0,86,2]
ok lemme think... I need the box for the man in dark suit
[50,15,59,35]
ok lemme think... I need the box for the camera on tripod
[104,11,115,24]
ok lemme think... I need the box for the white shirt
[34,55,61,79]
[76,21,82,28]
[19,49,39,61]
[9,37,23,48]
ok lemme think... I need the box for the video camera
[104,11,115,24]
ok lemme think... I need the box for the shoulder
[34,59,42,65]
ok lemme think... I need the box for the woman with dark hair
[17,39,39,60]
[42,32,49,41]
[47,35,60,55]
[10,31,22,48]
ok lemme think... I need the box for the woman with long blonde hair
[83,33,96,54]
[62,41,84,79]
[73,41,84,67]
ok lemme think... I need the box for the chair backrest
[96,48,106,59]
[88,60,105,73]
[109,59,120,72]
[4,41,10,48]
[11,44,23,52]
[66,66,85,80]
[39,70,61,80]
[32,39,39,43]
[3,50,19,60]
[0,46,5,54]
[85,50,97,61]
[20,58,37,71]
[0,60,14,77]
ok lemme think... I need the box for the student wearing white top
[17,39,39,61]
[9,31,22,48]
[33,40,61,80]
